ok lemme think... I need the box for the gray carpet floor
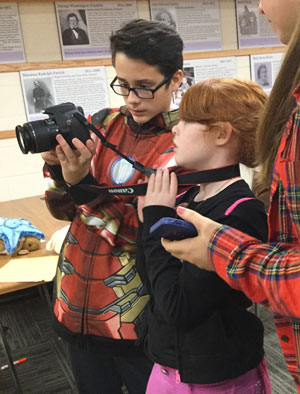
[0,286,297,393]
[255,304,297,394]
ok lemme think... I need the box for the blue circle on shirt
[110,157,135,185]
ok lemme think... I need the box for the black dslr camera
[15,102,91,154]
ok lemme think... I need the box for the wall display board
[0,2,25,63]
[20,66,110,122]
[235,0,281,48]
[0,0,286,142]
[150,0,222,52]
[0,0,288,203]
[56,1,138,60]
[173,56,237,106]
[250,52,284,93]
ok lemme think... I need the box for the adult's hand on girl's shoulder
[161,206,220,271]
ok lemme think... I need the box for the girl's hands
[144,167,178,209]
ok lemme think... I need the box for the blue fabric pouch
[0,217,45,254]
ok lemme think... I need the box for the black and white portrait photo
[254,62,272,88]
[153,8,177,30]
[59,10,90,46]
[238,5,258,36]
[23,78,54,114]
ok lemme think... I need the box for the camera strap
[74,111,156,177]
[77,164,240,196]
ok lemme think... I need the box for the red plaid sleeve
[209,225,300,318]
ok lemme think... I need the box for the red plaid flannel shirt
[209,86,300,392]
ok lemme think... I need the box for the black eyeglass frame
[110,74,173,99]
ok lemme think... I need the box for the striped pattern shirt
[209,87,300,392]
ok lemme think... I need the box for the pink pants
[146,357,272,394]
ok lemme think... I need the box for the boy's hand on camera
[55,134,96,185]
[41,150,60,166]
[144,168,177,208]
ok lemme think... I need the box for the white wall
[0,138,45,202]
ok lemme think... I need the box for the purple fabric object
[146,357,271,394]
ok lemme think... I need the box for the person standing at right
[161,1,300,393]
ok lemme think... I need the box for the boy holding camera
[40,19,183,394]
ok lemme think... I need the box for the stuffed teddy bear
[0,217,45,256]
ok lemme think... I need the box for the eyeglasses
[110,74,173,99]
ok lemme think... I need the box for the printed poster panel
[0,3,25,63]
[55,1,138,60]
[150,0,222,52]
[250,52,284,94]
[235,0,282,48]
[173,57,237,107]
[20,66,110,122]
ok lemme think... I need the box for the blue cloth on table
[0,217,45,254]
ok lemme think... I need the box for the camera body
[16,102,91,154]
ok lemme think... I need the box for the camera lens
[15,119,58,154]
[16,123,38,154]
